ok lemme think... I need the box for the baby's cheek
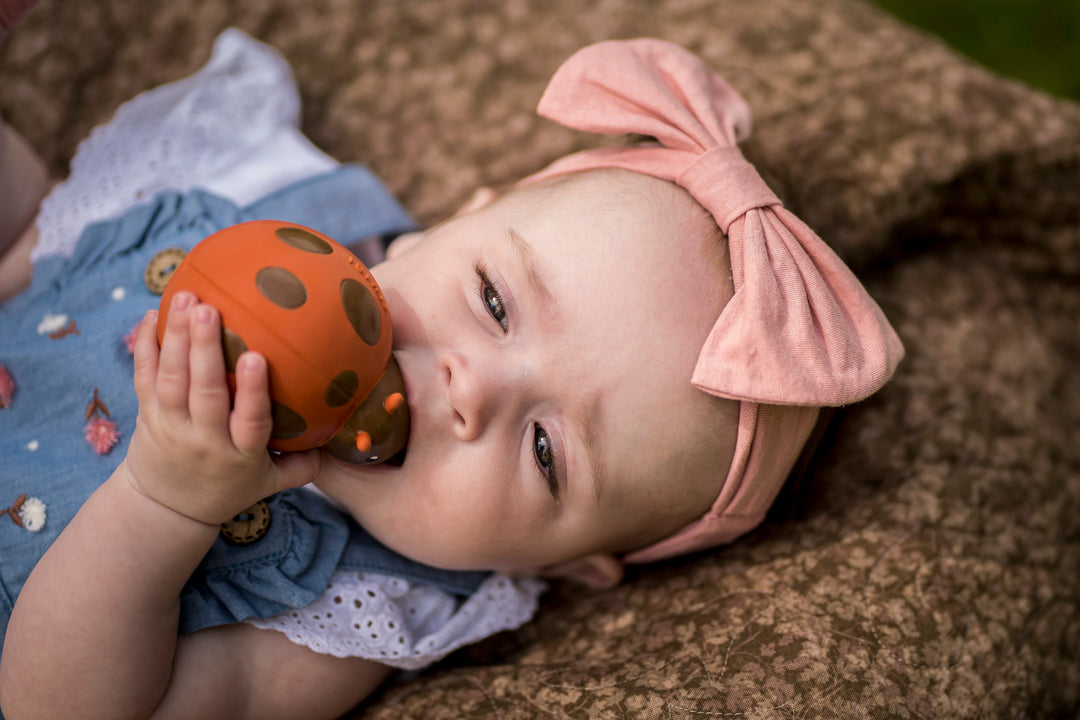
[393,487,504,561]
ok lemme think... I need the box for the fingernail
[195,306,213,324]
[238,352,264,374]
[172,292,193,310]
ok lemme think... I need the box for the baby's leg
[0,119,47,301]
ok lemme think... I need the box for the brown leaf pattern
[3,0,1079,716]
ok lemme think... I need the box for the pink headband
[519,39,904,563]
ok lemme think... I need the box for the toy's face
[157,221,409,463]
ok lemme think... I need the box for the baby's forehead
[510,167,695,213]
[497,169,715,249]
[498,173,733,388]
[510,169,728,278]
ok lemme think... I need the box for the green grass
[869,0,1080,101]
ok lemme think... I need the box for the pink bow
[520,40,904,563]
[523,39,903,407]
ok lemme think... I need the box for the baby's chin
[306,466,376,529]
[310,449,412,520]
[297,477,351,516]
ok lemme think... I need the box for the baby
[0,20,902,720]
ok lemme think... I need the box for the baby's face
[313,170,738,575]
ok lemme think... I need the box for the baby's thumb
[271,449,322,492]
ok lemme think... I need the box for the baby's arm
[0,294,389,719]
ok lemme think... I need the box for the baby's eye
[533,424,560,500]
[475,265,508,332]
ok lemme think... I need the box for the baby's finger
[156,292,197,416]
[131,310,160,404]
[187,303,231,430]
[229,351,274,453]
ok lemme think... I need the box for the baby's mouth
[384,446,407,467]
[321,356,410,465]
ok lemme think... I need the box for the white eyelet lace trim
[32,28,336,262]
[246,570,546,670]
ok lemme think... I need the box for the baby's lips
[322,356,410,464]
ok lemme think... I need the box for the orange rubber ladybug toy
[156,220,408,465]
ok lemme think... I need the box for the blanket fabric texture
[3,1,1078,717]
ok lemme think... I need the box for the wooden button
[144,247,187,295]
[220,500,272,545]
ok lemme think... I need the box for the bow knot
[679,146,780,233]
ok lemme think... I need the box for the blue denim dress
[0,166,488,659]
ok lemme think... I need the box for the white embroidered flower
[37,312,69,335]
[18,496,47,532]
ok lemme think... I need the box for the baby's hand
[124,291,320,526]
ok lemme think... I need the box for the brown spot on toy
[222,328,248,374]
[325,370,359,408]
[270,402,307,440]
[256,267,307,309]
[341,278,381,346]
[275,226,333,254]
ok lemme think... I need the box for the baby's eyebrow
[507,228,554,309]
[580,400,606,504]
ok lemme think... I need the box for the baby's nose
[439,351,508,441]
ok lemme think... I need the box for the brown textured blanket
[3,1,1078,717]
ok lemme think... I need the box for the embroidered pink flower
[0,364,12,409]
[83,388,120,455]
[124,321,140,354]
[84,416,120,455]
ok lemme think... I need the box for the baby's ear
[540,553,624,589]
[384,231,424,259]
[454,187,497,216]
[385,187,496,261]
